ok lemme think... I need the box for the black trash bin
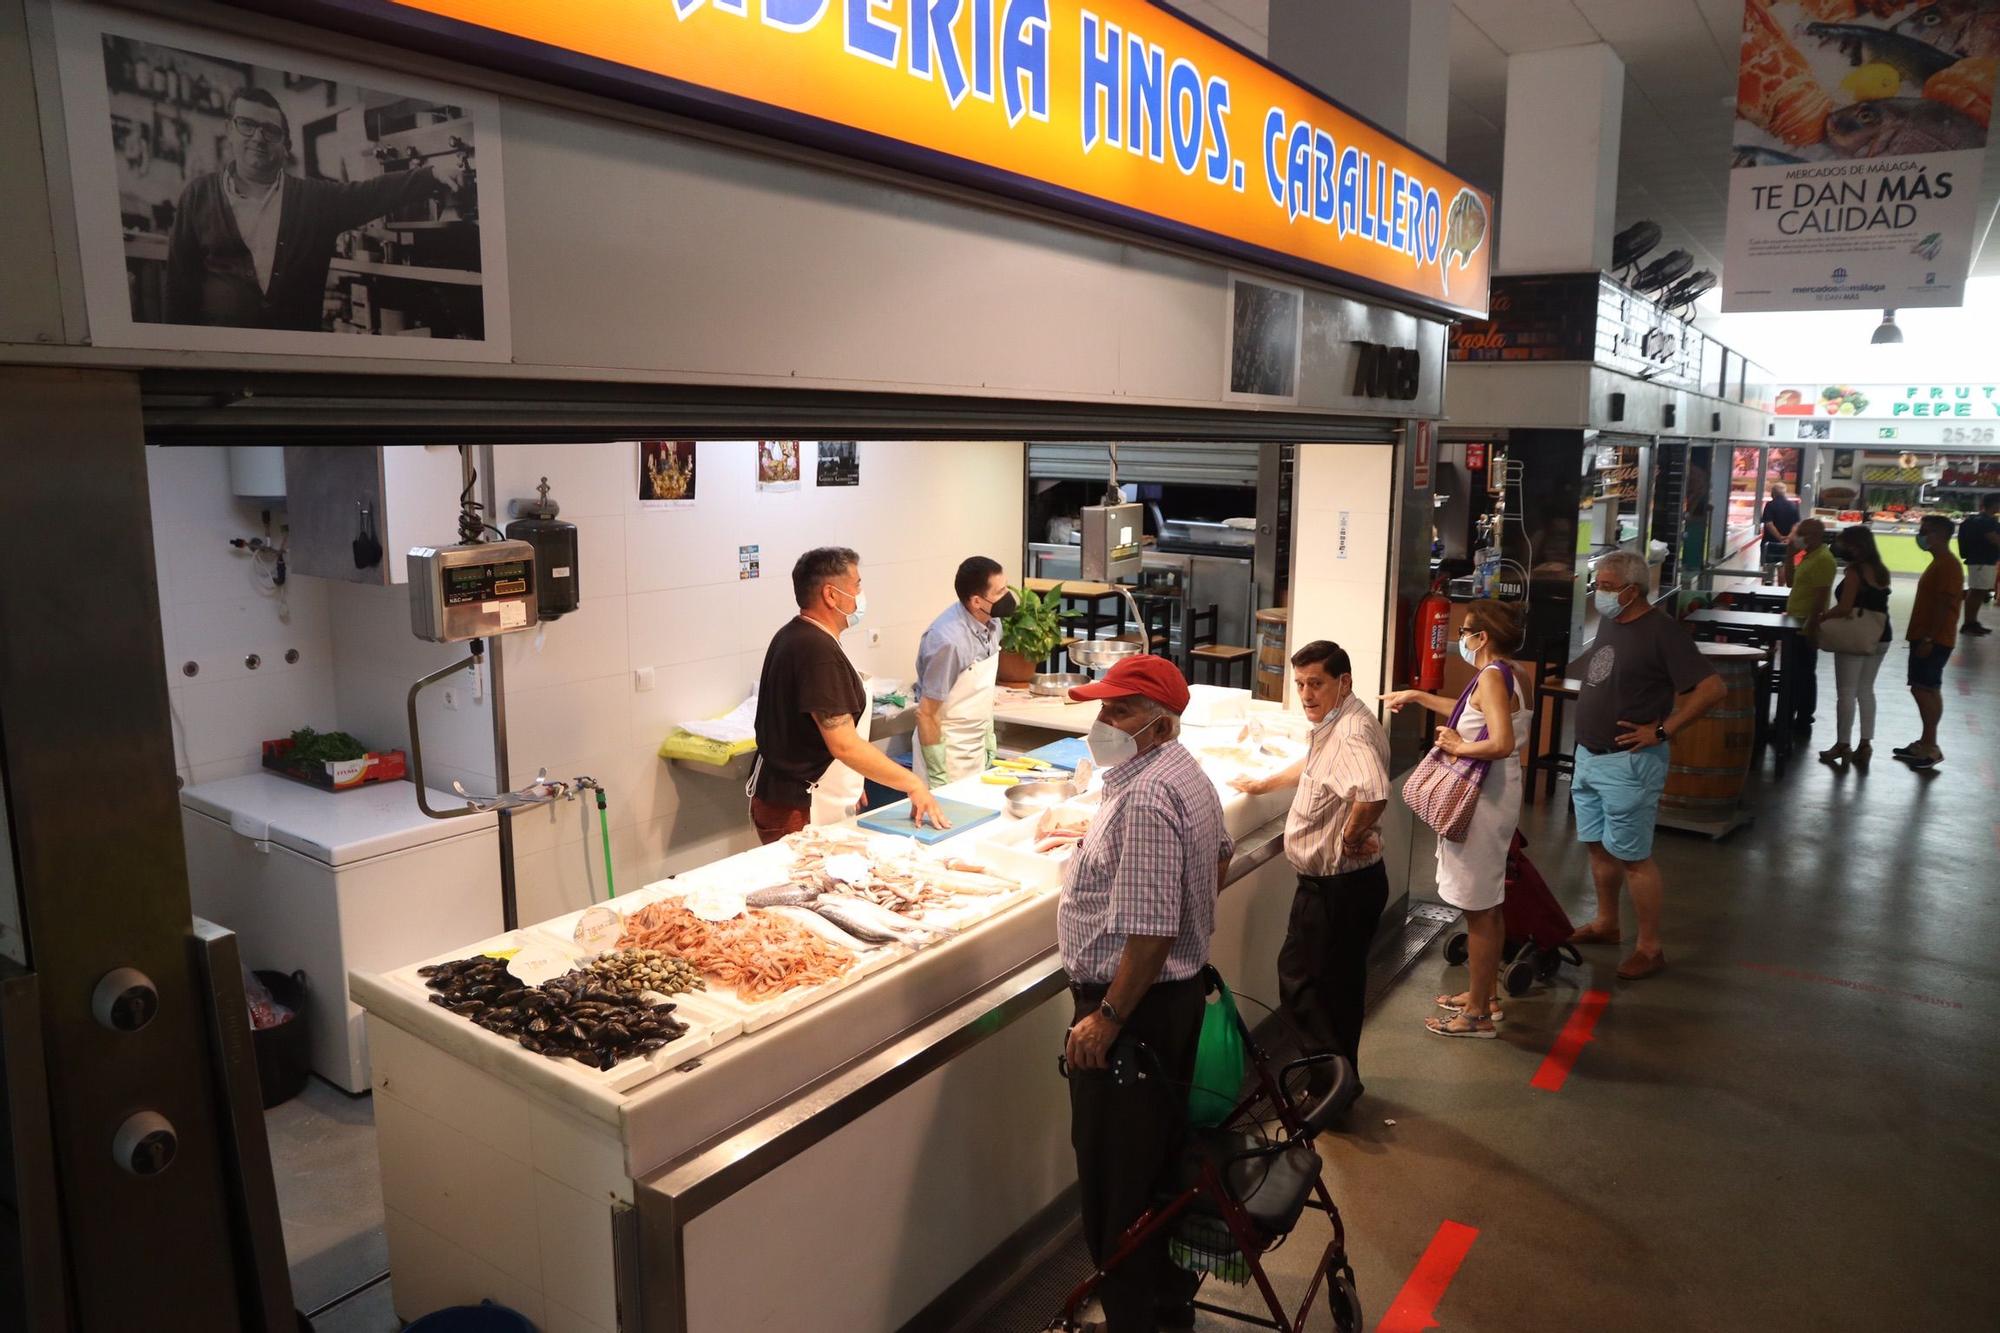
[252,969,310,1109]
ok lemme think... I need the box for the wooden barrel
[1661,643,1761,823]
[1254,608,1289,702]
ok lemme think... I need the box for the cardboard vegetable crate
[261,737,408,791]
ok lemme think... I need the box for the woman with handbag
[1383,599,1527,1038]
[1817,525,1893,769]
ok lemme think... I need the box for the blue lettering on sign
[972,0,995,100]
[844,0,900,67]
[1127,34,1165,161]
[1421,187,1441,263]
[715,0,747,13]
[1081,12,1122,151]
[1205,78,1233,187]
[911,0,968,104]
[1168,57,1202,174]
[1263,107,1287,207]
[1284,120,1312,220]
[1390,167,1408,253]
[1337,146,1360,238]
[1002,0,1049,124]
[1311,128,1335,224]
[763,0,829,28]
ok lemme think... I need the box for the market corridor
[1150,610,1997,1331]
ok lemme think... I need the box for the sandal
[1435,993,1505,1022]
[1426,1012,1498,1039]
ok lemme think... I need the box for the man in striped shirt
[1059,655,1233,1332]
[1233,640,1390,1098]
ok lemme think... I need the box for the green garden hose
[596,787,615,898]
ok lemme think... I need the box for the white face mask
[830,584,867,629]
[1086,713,1163,768]
[1457,634,1484,665]
[1594,588,1627,619]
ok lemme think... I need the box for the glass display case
[1727,445,1765,552]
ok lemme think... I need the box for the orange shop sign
[303,0,1493,317]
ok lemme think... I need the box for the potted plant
[999,583,1070,685]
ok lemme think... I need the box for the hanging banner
[1772,382,2000,417]
[1723,0,1999,313]
[248,0,1494,317]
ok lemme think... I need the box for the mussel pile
[420,955,688,1071]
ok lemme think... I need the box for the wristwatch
[1097,999,1123,1026]
[1654,723,1669,744]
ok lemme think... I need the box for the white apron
[936,651,1001,784]
[808,660,873,825]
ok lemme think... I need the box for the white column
[1266,0,1450,159]
[1497,44,1625,274]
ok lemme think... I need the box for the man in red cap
[1058,654,1233,1333]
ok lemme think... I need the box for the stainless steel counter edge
[634,814,1288,1223]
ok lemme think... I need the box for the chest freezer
[181,774,501,1093]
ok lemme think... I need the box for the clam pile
[580,948,704,999]
[420,954,688,1071]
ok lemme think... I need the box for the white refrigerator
[181,774,501,1093]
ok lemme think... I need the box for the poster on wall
[52,3,510,360]
[1226,275,1303,403]
[638,441,697,509]
[757,441,801,493]
[1723,0,2000,313]
[815,441,860,488]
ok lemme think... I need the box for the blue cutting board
[1030,736,1093,771]
[857,796,1001,844]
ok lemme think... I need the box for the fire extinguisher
[1414,580,1450,691]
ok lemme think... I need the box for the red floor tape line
[1375,1220,1479,1333]
[1530,989,1610,1092]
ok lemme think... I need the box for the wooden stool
[1191,644,1253,688]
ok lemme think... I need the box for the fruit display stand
[352,740,1301,1332]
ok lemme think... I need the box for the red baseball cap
[1068,654,1191,713]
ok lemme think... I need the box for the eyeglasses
[230,116,286,145]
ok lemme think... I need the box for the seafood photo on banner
[1735,0,1997,164]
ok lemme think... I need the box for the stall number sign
[349,0,1493,317]
[1351,341,1421,400]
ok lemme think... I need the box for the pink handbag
[1400,665,1511,843]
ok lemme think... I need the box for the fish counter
[352,707,1314,1332]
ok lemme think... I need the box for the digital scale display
[443,560,533,606]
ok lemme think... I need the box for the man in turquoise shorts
[1567,551,1727,979]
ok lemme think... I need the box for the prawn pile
[618,902,853,1002]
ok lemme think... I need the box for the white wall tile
[375,1090,542,1283]
[176,665,338,769]
[499,595,630,693]
[534,1174,619,1330]
[368,1019,534,1163]
[382,1206,545,1330]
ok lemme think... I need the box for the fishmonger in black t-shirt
[748,547,946,844]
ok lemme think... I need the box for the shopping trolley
[1048,968,1362,1332]
[1441,831,1583,996]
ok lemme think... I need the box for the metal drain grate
[963,1230,1094,1332]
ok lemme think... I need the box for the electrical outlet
[867,629,882,647]
[634,666,656,693]
[442,686,460,711]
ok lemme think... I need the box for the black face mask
[986,590,1019,620]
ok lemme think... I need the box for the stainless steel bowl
[1067,636,1142,671]
[1003,778,1078,819]
[1030,672,1090,697]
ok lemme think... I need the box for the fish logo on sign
[1831,267,1848,285]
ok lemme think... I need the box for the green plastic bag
[1187,973,1248,1129]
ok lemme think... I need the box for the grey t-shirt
[1572,610,1716,752]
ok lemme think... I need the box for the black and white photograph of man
[62,11,507,358]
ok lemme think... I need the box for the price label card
[504,941,572,986]
[572,906,621,953]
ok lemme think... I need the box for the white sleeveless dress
[1435,665,1529,912]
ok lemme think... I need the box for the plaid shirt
[1058,740,1234,985]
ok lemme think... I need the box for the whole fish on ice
[813,896,938,945]
[1896,1,2000,61]
[1824,97,1984,154]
